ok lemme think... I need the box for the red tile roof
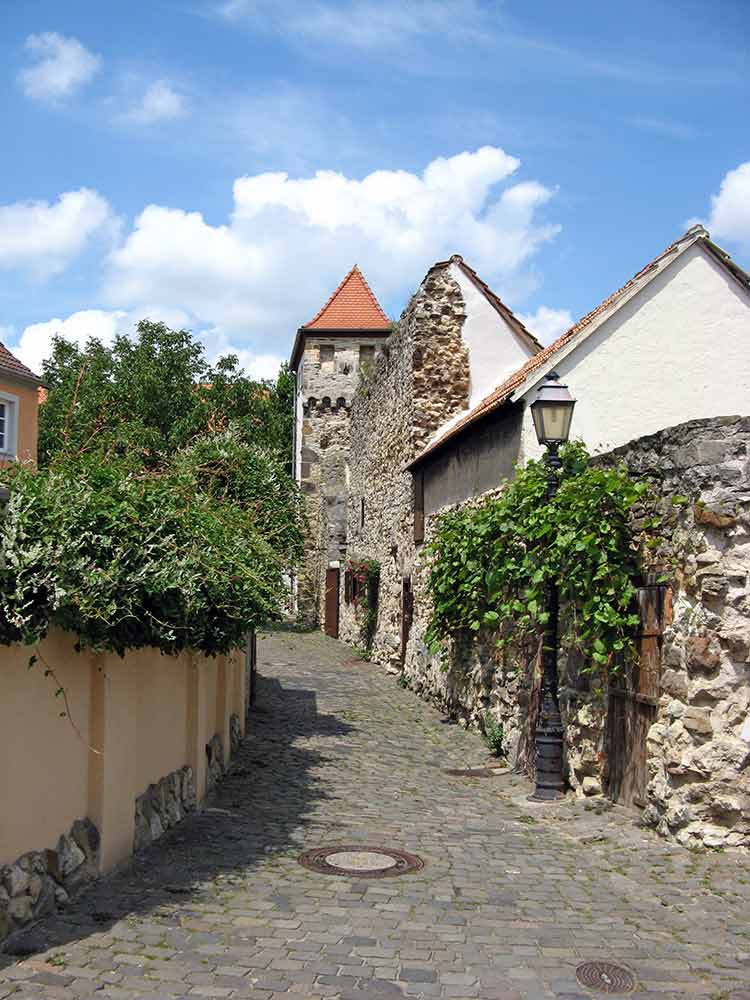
[304,266,391,331]
[290,266,391,370]
[0,342,41,384]
[409,225,748,468]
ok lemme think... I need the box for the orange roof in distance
[304,266,390,330]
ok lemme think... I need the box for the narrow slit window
[0,402,5,453]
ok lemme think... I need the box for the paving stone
[6,629,750,999]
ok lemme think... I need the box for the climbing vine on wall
[346,557,380,652]
[426,442,655,678]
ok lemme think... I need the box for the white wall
[449,262,536,407]
[519,243,750,462]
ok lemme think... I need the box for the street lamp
[529,371,576,801]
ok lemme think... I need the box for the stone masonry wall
[134,765,197,853]
[398,416,750,849]
[296,337,384,625]
[0,818,100,945]
[341,266,470,660]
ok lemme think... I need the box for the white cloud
[0,188,116,278]
[517,305,572,344]
[12,310,128,376]
[103,147,560,353]
[122,81,188,125]
[18,32,102,103]
[10,305,193,376]
[702,162,750,249]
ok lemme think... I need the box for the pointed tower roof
[304,266,391,330]
[291,266,391,369]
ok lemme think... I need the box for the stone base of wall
[134,766,197,853]
[206,733,226,791]
[230,713,241,756]
[0,818,100,944]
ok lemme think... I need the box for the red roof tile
[409,225,748,468]
[303,266,391,331]
[0,342,41,384]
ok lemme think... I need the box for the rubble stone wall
[400,416,750,849]
[134,766,197,853]
[341,267,470,657]
[0,818,100,945]
[295,337,386,625]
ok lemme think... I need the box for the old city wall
[399,416,750,849]
[341,268,470,658]
[297,339,369,625]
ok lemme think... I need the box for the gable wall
[518,244,750,463]
[449,262,537,407]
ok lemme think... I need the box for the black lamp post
[528,371,576,802]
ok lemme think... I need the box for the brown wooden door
[324,567,340,638]
[607,575,666,809]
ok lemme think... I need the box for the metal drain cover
[444,767,502,777]
[576,961,636,994]
[298,845,424,878]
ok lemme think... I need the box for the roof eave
[0,368,44,388]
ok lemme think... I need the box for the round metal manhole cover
[298,846,424,878]
[576,961,636,994]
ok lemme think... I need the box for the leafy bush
[347,557,380,652]
[483,713,505,757]
[0,435,303,657]
[426,442,649,677]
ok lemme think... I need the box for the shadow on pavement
[1,671,353,965]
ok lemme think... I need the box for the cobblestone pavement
[3,628,750,1000]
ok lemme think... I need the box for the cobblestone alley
[2,629,750,1000]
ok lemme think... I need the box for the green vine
[426,442,652,678]
[347,557,380,652]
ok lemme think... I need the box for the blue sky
[1,0,748,378]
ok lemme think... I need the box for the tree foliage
[0,321,303,656]
[426,443,651,677]
[38,320,294,472]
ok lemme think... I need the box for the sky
[0,0,748,380]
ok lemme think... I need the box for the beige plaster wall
[0,377,39,466]
[134,650,190,795]
[1,632,247,875]
[0,631,91,861]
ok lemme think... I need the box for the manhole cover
[444,767,501,777]
[298,846,423,878]
[576,961,636,994]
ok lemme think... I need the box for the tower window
[360,497,366,528]
[359,345,375,367]
[319,344,335,363]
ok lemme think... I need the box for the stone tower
[290,266,391,629]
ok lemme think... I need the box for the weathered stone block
[682,707,713,736]
[686,635,721,674]
[2,864,30,898]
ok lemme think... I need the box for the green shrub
[0,436,304,656]
[426,442,649,678]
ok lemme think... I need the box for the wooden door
[324,567,340,638]
[401,576,414,666]
[607,575,666,809]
